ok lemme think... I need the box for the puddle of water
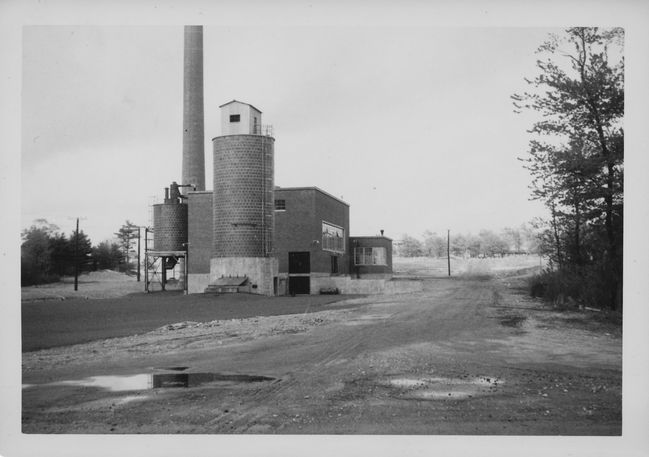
[389,378,428,388]
[359,314,392,320]
[54,374,153,392]
[411,389,475,400]
[42,373,276,392]
[383,375,501,400]
[116,395,151,405]
[344,314,393,326]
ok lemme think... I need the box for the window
[354,247,387,266]
[230,114,240,122]
[274,199,286,210]
[322,221,345,253]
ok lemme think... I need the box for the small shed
[350,236,393,279]
[219,100,263,135]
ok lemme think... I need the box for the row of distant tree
[395,225,540,258]
[21,219,140,286]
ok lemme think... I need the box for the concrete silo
[209,100,278,296]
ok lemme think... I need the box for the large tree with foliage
[422,230,447,258]
[397,234,424,257]
[92,240,123,270]
[21,220,59,285]
[114,220,139,266]
[512,27,623,309]
[21,219,96,285]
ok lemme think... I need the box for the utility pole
[74,217,79,291]
[447,229,451,277]
[136,227,141,282]
[144,227,150,292]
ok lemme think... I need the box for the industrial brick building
[147,26,420,296]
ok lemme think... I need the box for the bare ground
[21,270,145,301]
[22,272,622,435]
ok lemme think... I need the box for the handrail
[253,124,274,136]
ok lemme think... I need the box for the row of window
[354,247,387,266]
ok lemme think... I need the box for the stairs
[204,276,249,294]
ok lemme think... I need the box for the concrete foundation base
[209,257,279,296]
[310,275,422,295]
[187,273,211,294]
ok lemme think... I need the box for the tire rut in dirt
[210,315,390,433]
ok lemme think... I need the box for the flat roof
[274,186,349,207]
[350,235,394,242]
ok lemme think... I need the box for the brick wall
[349,236,393,278]
[152,203,188,251]
[212,135,274,258]
[273,187,349,275]
[187,191,213,274]
[313,190,350,275]
[274,188,315,272]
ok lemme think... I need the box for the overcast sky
[21,22,624,243]
[20,25,559,243]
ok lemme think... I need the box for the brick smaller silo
[152,184,188,251]
[209,101,278,296]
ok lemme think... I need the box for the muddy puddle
[382,375,502,400]
[25,372,276,392]
[344,314,393,326]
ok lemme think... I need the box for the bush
[528,265,619,309]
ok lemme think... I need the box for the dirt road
[22,275,622,435]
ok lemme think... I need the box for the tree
[49,232,71,277]
[502,227,522,253]
[70,228,93,274]
[519,223,540,254]
[422,230,446,258]
[466,234,481,258]
[513,28,624,309]
[450,233,468,258]
[478,230,509,258]
[92,240,123,270]
[114,220,139,267]
[397,234,424,257]
[21,219,100,285]
[21,224,55,286]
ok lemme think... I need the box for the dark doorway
[331,255,339,274]
[289,276,310,295]
[288,251,310,295]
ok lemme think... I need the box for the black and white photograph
[2,1,649,456]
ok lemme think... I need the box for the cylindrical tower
[212,135,275,257]
[182,25,205,194]
[152,202,188,251]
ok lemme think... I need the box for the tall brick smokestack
[182,25,205,193]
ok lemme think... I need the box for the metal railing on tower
[253,124,274,136]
